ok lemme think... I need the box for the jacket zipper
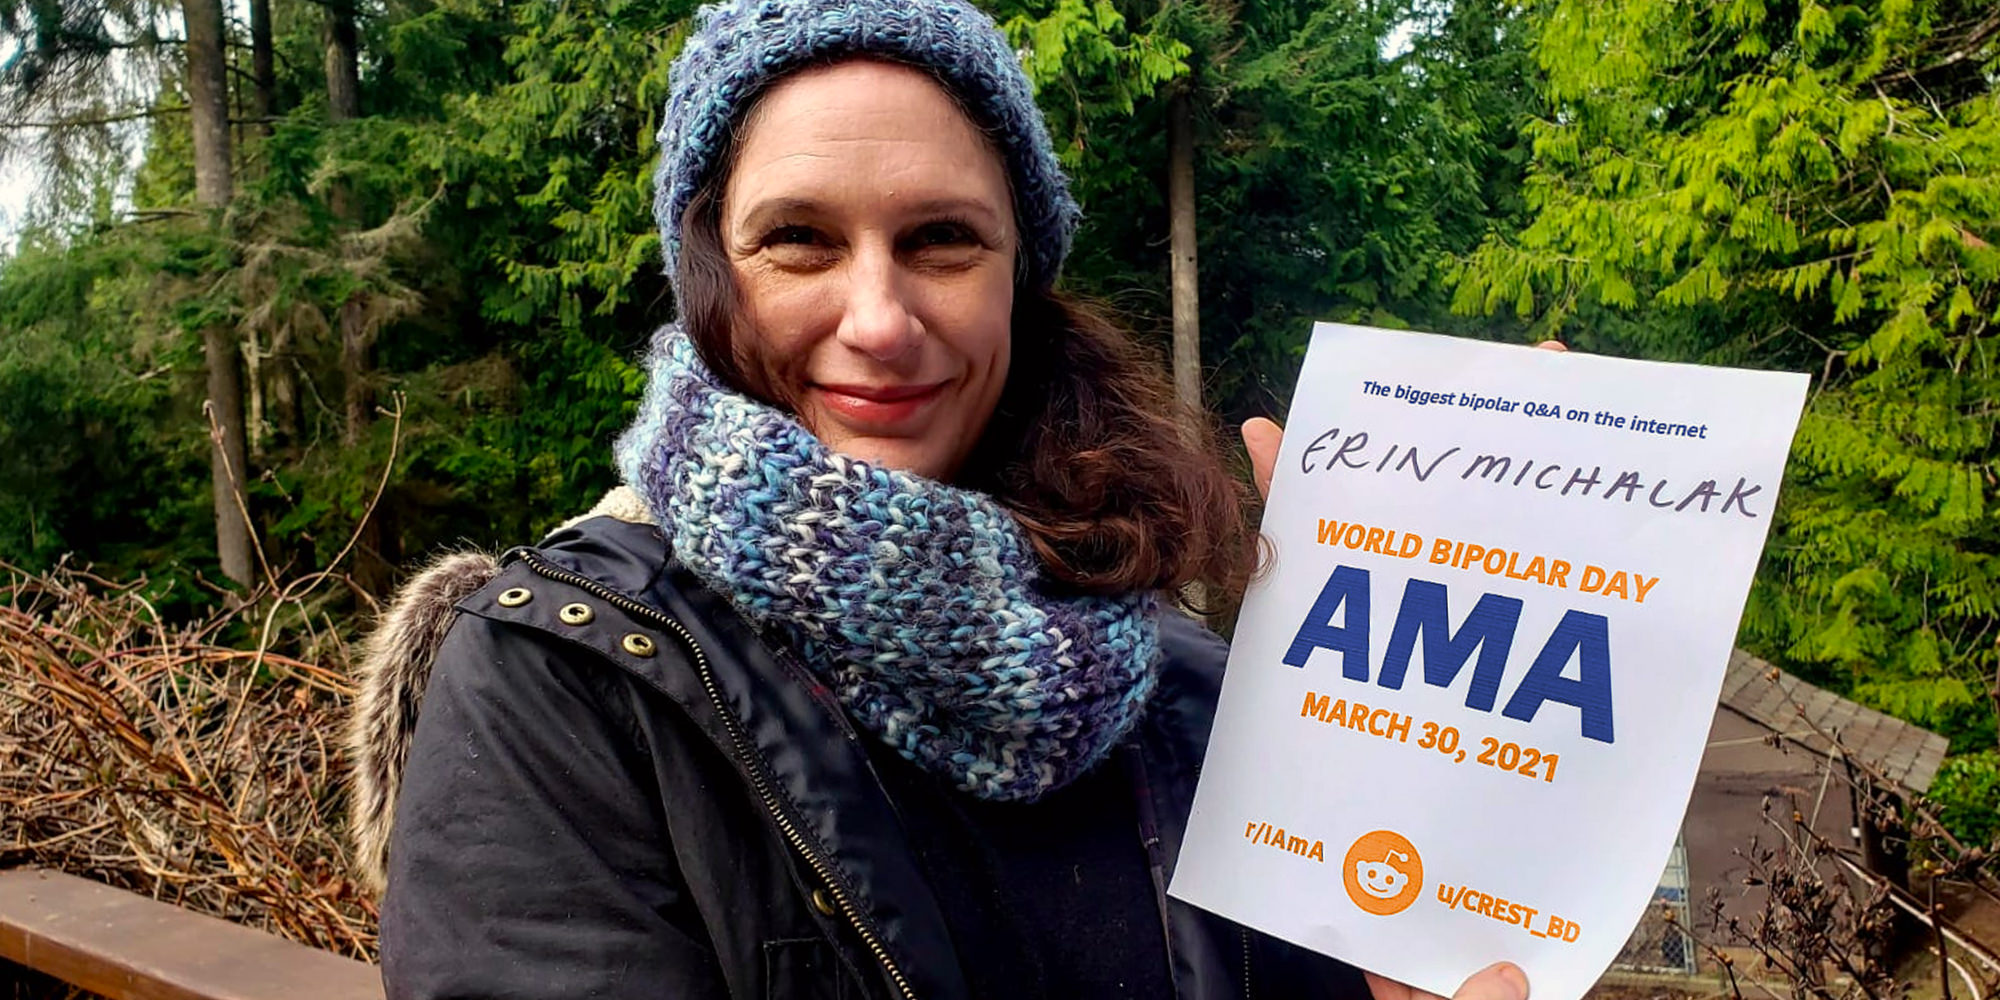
[508,549,919,1000]
[1242,927,1254,1000]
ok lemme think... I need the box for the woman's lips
[812,381,949,429]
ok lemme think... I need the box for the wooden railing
[0,868,384,1000]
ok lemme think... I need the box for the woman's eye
[912,222,976,248]
[767,225,821,246]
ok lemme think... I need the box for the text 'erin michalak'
[1296,427,1771,521]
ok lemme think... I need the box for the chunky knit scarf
[614,329,1161,801]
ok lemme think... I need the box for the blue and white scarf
[614,328,1160,801]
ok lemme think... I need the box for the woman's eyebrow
[901,197,1006,226]
[730,194,1009,233]
[733,197,825,227]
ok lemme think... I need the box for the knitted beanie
[654,0,1081,294]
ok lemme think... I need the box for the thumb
[1455,963,1530,1000]
[1241,417,1284,501]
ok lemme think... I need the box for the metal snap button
[558,602,595,626]
[497,587,532,608]
[621,633,656,657]
[811,888,837,917]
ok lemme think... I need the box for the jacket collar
[351,489,971,1000]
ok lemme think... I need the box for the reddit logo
[1343,830,1423,915]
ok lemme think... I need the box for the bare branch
[1872,8,2000,86]
[2,105,189,129]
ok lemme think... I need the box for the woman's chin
[827,435,956,481]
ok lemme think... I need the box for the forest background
[1,0,1997,845]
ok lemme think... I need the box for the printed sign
[1168,323,1809,1000]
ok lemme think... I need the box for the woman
[346,0,1533,996]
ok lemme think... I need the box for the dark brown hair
[676,140,1253,601]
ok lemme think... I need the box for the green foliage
[1455,0,2000,821]
[0,231,210,577]
[992,0,1191,298]
[1002,0,1189,126]
[1199,0,1536,413]
[8,0,1989,845]
[398,0,684,522]
[2,0,687,589]
[1927,750,2000,847]
[4,0,1542,591]
[995,0,1535,419]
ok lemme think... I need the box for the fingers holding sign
[1242,416,1283,501]
[1366,962,1531,1000]
[1242,340,1570,502]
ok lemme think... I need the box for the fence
[1612,830,1699,976]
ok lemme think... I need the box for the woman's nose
[835,245,923,362]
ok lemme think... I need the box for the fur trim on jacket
[345,487,652,891]
[345,550,498,892]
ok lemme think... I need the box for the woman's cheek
[739,282,836,372]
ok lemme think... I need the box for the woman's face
[720,59,1017,482]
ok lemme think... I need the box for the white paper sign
[1169,323,1809,1000]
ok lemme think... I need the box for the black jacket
[372,512,1369,999]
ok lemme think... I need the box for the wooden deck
[0,869,383,1000]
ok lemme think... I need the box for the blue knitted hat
[654,0,1081,295]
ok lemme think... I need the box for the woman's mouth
[812,381,949,429]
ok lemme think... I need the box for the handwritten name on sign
[1169,323,1807,1000]
[1295,429,1769,518]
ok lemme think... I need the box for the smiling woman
[711,60,1016,481]
[668,55,1249,594]
[349,0,1531,997]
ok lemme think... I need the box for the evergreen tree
[1454,0,2000,771]
[0,0,1534,611]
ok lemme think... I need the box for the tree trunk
[324,0,361,123]
[244,328,266,459]
[249,0,275,130]
[326,0,369,446]
[269,328,301,455]
[1167,85,1210,617]
[183,0,232,208]
[184,0,253,587]
[340,300,370,444]
[324,0,394,598]
[1167,86,1202,424]
[202,328,254,587]
[1990,662,1999,729]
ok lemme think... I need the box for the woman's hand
[1242,416,1285,501]
[1368,962,1530,1000]
[1243,340,1569,502]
